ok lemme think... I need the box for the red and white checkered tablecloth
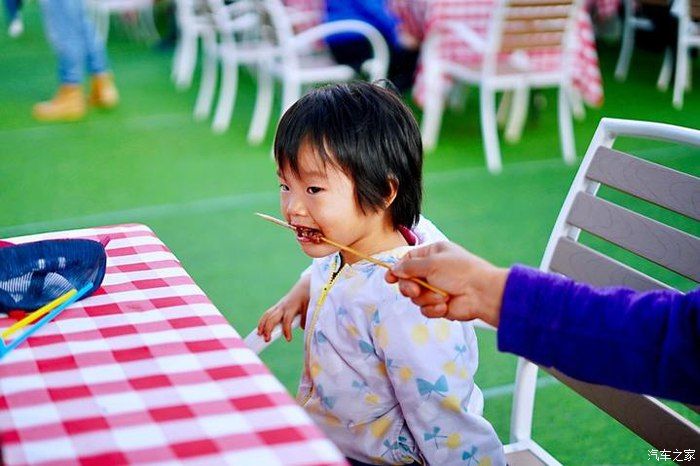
[406,0,604,108]
[0,224,347,466]
[281,0,603,108]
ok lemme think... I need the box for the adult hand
[257,273,310,342]
[385,241,508,326]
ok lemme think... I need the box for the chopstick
[0,282,93,360]
[255,212,449,298]
[2,288,77,339]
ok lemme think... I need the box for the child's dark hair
[274,81,423,229]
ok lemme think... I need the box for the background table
[0,224,346,466]
[395,0,604,108]
[286,0,604,108]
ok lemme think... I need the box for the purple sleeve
[497,265,700,404]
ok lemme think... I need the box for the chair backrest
[517,118,700,453]
[483,0,583,76]
[691,0,700,20]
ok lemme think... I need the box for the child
[268,82,505,465]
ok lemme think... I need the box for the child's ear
[385,177,399,208]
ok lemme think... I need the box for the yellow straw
[2,289,77,339]
[255,212,449,298]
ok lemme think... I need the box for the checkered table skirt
[283,0,603,107]
[0,224,346,466]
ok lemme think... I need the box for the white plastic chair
[207,0,390,144]
[192,0,267,133]
[172,0,215,90]
[87,0,158,43]
[420,0,582,174]
[614,0,674,87]
[195,0,389,144]
[537,117,700,454]
[672,0,700,108]
[244,117,700,463]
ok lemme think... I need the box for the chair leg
[558,86,576,164]
[615,20,635,81]
[172,34,184,82]
[420,67,446,153]
[505,85,529,144]
[510,359,539,443]
[193,35,218,121]
[281,77,301,116]
[447,83,468,112]
[176,31,198,90]
[479,87,503,174]
[212,59,239,133]
[657,47,673,91]
[248,63,275,145]
[673,41,687,109]
[496,91,512,128]
[569,87,586,121]
[141,4,159,42]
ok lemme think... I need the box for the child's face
[278,142,389,260]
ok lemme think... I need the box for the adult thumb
[392,256,433,279]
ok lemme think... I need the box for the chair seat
[506,450,548,466]
[504,440,562,466]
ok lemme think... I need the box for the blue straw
[0,282,93,360]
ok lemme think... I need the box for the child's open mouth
[293,225,323,244]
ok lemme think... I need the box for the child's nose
[284,193,307,218]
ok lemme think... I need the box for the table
[398,0,604,108]
[284,0,604,108]
[0,224,346,466]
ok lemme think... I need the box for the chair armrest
[212,11,259,34]
[290,20,389,79]
[439,20,487,52]
[243,315,302,355]
[291,19,388,55]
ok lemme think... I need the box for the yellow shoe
[32,85,86,122]
[89,72,119,109]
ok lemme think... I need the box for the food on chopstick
[293,225,323,244]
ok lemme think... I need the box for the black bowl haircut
[274,81,423,229]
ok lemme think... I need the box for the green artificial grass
[1,6,698,465]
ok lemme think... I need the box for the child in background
[263,82,504,465]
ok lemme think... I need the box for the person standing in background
[324,0,420,93]
[34,0,119,122]
[4,0,23,37]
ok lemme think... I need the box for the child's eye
[306,187,323,194]
[279,183,290,192]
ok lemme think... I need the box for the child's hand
[257,274,311,342]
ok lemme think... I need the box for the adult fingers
[392,256,435,280]
[407,288,447,308]
[397,279,422,298]
[420,302,448,319]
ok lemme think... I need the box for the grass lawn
[1,6,698,465]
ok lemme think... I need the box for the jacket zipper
[300,256,345,405]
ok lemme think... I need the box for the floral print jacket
[297,246,505,465]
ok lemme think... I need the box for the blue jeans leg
[3,0,21,23]
[39,0,109,84]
